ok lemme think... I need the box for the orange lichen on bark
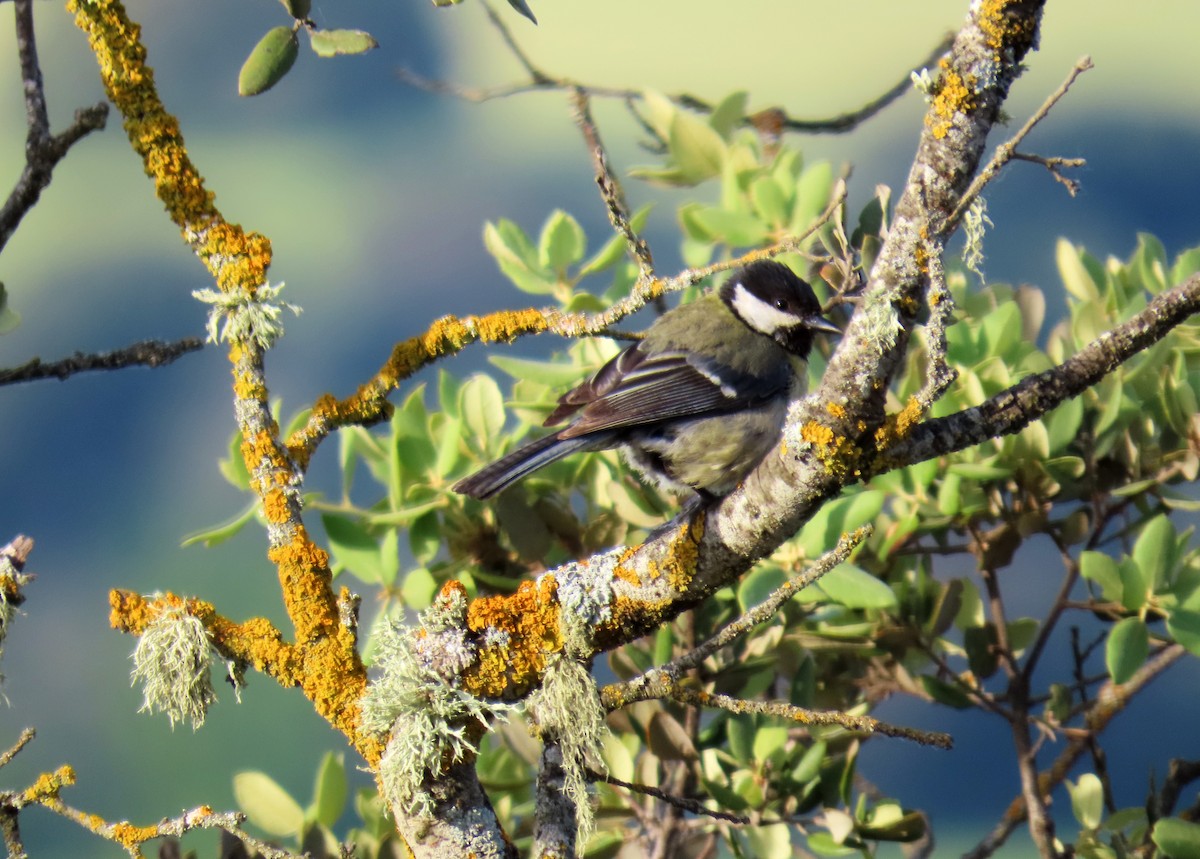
[68,0,272,294]
[464,575,563,698]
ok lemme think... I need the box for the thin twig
[601,527,868,710]
[0,338,204,387]
[0,729,35,770]
[963,644,1186,859]
[591,771,758,825]
[946,57,1093,232]
[399,21,953,137]
[668,686,953,749]
[0,0,108,254]
[569,88,655,279]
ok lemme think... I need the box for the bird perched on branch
[453,259,839,502]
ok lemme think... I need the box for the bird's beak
[805,314,841,335]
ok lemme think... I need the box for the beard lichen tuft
[130,602,216,730]
[361,620,513,817]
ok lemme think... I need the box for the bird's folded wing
[556,350,779,438]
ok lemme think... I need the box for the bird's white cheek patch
[732,283,800,335]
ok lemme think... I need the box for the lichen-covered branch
[70,0,378,763]
[883,272,1200,468]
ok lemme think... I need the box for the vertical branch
[68,0,378,764]
[0,0,107,253]
[533,744,578,858]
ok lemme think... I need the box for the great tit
[453,260,839,501]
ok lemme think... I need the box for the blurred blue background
[1,0,1199,855]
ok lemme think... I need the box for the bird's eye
[774,298,788,311]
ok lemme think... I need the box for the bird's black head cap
[719,260,839,357]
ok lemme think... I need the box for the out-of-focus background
[1,1,1199,855]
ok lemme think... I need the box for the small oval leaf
[309,28,379,58]
[239,26,299,96]
[234,771,305,837]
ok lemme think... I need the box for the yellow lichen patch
[464,576,563,698]
[801,421,864,480]
[233,367,267,401]
[801,421,836,448]
[22,766,75,803]
[826,402,847,421]
[612,545,645,587]
[662,514,704,594]
[874,397,924,451]
[926,60,977,140]
[976,0,1040,55]
[111,822,159,849]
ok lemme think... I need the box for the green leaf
[279,0,311,19]
[750,175,788,227]
[1118,557,1149,612]
[1105,617,1148,685]
[308,28,378,57]
[578,205,652,277]
[737,564,788,612]
[668,108,727,184]
[791,740,826,784]
[1133,514,1175,589]
[1057,238,1101,302]
[743,820,793,858]
[919,675,973,709]
[460,374,507,443]
[1167,608,1200,658]
[707,91,748,139]
[401,566,438,610]
[238,26,299,97]
[1046,395,1083,454]
[489,355,586,388]
[751,724,789,763]
[322,514,385,584]
[483,220,556,294]
[310,752,347,827]
[219,429,252,489]
[538,209,586,275]
[1153,817,1200,858]
[1080,551,1123,603]
[799,489,885,557]
[808,563,897,609]
[1068,773,1104,830]
[234,771,305,837]
[688,207,770,248]
[181,501,260,548]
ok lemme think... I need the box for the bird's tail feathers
[452,432,598,499]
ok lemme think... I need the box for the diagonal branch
[882,272,1200,469]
